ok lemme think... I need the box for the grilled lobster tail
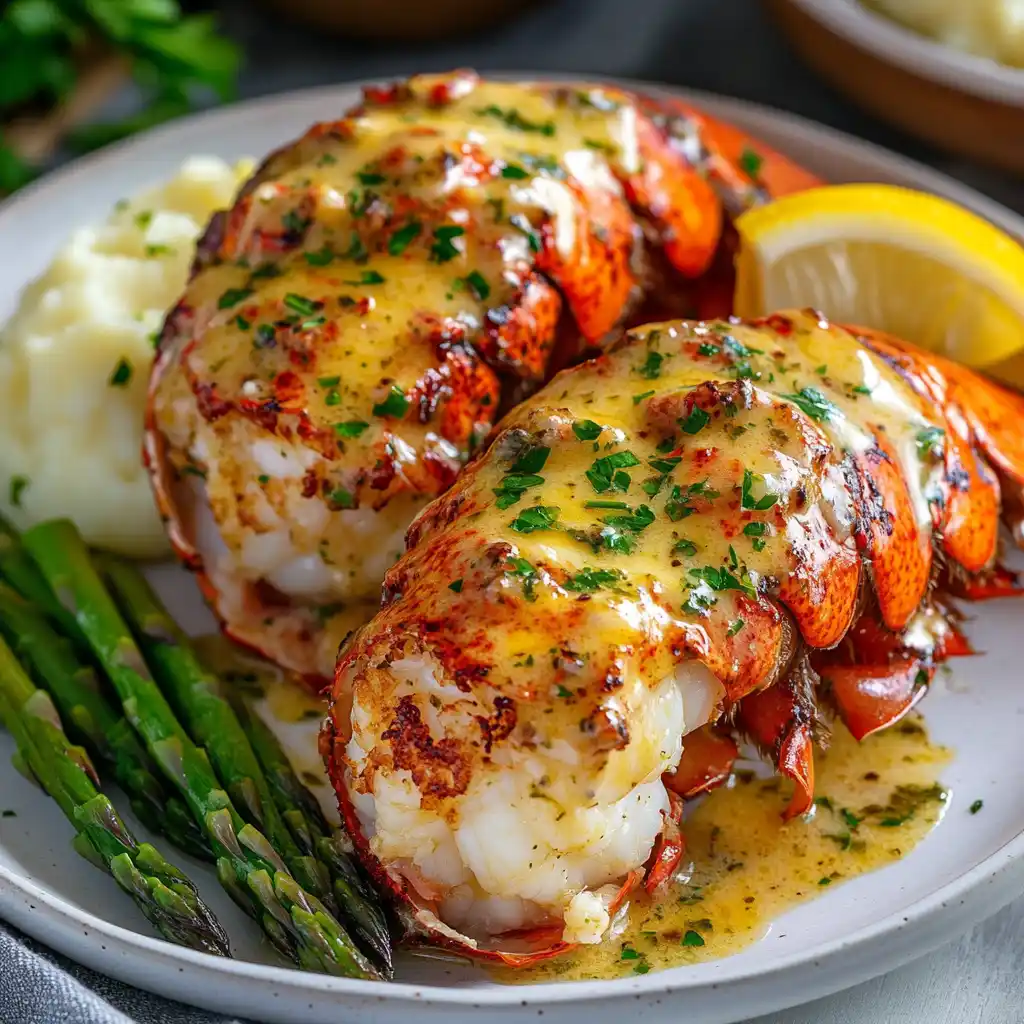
[144,70,820,684]
[322,309,1024,965]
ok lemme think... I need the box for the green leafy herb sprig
[0,0,240,193]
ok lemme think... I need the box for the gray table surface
[2,0,1022,1021]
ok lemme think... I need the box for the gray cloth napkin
[2,0,1023,1022]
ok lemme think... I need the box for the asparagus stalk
[97,559,333,908]
[0,516,86,648]
[22,519,379,979]
[231,697,392,972]
[101,557,393,975]
[0,582,211,861]
[0,634,230,956]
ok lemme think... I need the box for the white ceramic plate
[1,77,1024,1024]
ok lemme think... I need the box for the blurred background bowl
[259,0,538,41]
[768,0,1024,173]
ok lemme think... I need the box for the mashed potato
[0,156,252,557]
[866,0,1024,67]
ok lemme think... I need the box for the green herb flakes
[334,420,369,438]
[372,387,410,418]
[8,475,28,508]
[108,357,132,387]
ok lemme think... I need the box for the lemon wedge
[733,184,1024,381]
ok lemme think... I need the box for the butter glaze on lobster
[144,70,818,682]
[322,309,1024,965]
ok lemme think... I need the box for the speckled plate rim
[1,75,1024,1024]
[785,0,1024,106]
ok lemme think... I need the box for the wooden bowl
[260,0,536,42]
[767,0,1024,173]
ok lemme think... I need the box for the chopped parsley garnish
[586,451,641,493]
[665,479,718,521]
[727,617,745,637]
[343,270,386,286]
[357,171,385,185]
[134,210,153,229]
[8,475,28,508]
[282,209,312,234]
[841,808,862,829]
[430,225,465,263]
[783,386,838,423]
[304,245,335,266]
[638,350,664,379]
[334,420,369,438]
[739,147,763,178]
[234,314,251,331]
[743,522,767,537]
[510,505,560,533]
[254,324,276,348]
[688,564,756,598]
[345,232,369,262]
[741,470,779,511]
[325,389,340,406]
[556,684,573,698]
[572,419,603,441]
[249,262,283,281]
[818,877,833,887]
[258,475,269,485]
[218,287,253,309]
[564,567,625,592]
[494,474,546,509]
[494,445,549,508]
[509,213,541,254]
[672,538,698,557]
[475,104,556,135]
[681,930,705,948]
[318,375,340,388]
[388,220,422,256]
[678,406,710,435]
[697,342,720,357]
[501,162,529,179]
[448,579,464,593]
[463,270,491,301]
[852,385,872,395]
[970,799,984,814]
[504,557,539,600]
[916,425,945,458]
[372,386,410,418]
[284,293,322,316]
[601,504,655,532]
[633,390,655,405]
[511,445,551,474]
[328,487,356,509]
[108,358,133,387]
[723,335,762,359]
[584,500,630,510]
[648,456,681,475]
[144,243,174,257]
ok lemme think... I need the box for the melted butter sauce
[494,716,950,983]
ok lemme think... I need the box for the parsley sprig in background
[0,0,240,194]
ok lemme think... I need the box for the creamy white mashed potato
[866,0,1024,67]
[0,156,252,557]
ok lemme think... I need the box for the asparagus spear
[0,633,230,956]
[22,519,379,979]
[100,557,393,975]
[0,516,85,648]
[0,582,211,861]
[97,558,333,907]
[231,697,393,972]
